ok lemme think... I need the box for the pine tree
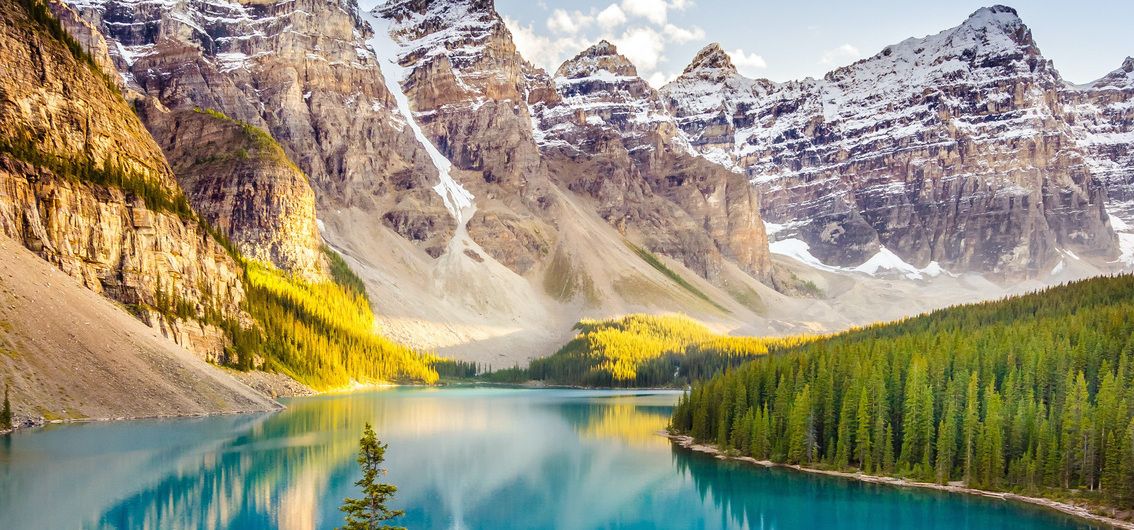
[977,383,1004,488]
[691,389,710,441]
[935,402,958,484]
[787,385,815,464]
[899,359,934,476]
[1118,418,1134,505]
[339,424,404,530]
[854,390,873,473]
[962,373,980,485]
[1102,431,1122,501]
[1061,371,1093,489]
[882,422,895,475]
[834,388,857,469]
[1,385,11,430]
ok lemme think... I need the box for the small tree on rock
[339,423,404,530]
[1,385,12,431]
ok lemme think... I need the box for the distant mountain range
[1,0,1131,420]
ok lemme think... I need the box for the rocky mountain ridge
[37,0,1134,364]
[1063,57,1134,266]
[0,1,247,357]
[663,5,1120,277]
[531,39,774,283]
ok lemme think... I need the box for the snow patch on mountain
[376,0,503,99]
[366,11,474,223]
[770,230,947,280]
[1108,204,1134,267]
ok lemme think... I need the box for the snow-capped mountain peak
[681,43,737,76]
[1086,57,1134,90]
[555,40,638,80]
[665,3,1116,274]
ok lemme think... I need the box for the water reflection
[0,388,1101,530]
[671,448,1101,530]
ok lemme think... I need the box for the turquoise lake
[0,388,1104,529]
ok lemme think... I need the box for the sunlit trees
[234,261,441,390]
[526,314,817,387]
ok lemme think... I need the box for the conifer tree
[668,275,1134,510]
[882,422,895,474]
[899,359,934,475]
[834,388,857,469]
[935,402,958,484]
[854,391,873,473]
[1,385,11,431]
[340,424,404,530]
[1061,371,1093,489]
[787,385,814,464]
[977,384,1004,488]
[962,373,980,485]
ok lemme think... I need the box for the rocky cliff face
[1063,57,1134,266]
[374,0,557,272]
[143,105,325,280]
[1065,59,1134,212]
[0,1,245,347]
[372,0,773,282]
[532,41,773,282]
[68,0,457,255]
[663,6,1118,276]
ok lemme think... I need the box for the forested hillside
[495,315,811,387]
[671,275,1134,515]
[227,253,449,390]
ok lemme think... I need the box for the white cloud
[730,48,768,75]
[507,1,712,88]
[820,43,861,66]
[662,23,704,43]
[620,0,668,25]
[596,4,627,30]
[647,71,672,88]
[612,26,666,72]
[547,9,593,35]
[505,16,589,73]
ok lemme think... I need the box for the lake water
[0,388,1102,529]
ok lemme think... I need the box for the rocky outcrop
[0,0,246,367]
[663,6,1118,276]
[143,105,325,280]
[69,0,457,252]
[1065,58,1134,215]
[67,0,778,289]
[533,41,773,281]
[375,0,558,273]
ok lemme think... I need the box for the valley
[0,0,1133,528]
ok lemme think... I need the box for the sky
[489,0,1134,87]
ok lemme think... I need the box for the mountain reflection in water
[0,388,1099,529]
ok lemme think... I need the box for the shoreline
[664,432,1133,530]
[1,402,285,435]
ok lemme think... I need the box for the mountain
[663,6,1118,277]
[1,0,247,356]
[54,0,1131,366]
[142,105,326,281]
[0,0,278,419]
[531,40,775,285]
[1064,57,1134,265]
[69,0,457,253]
